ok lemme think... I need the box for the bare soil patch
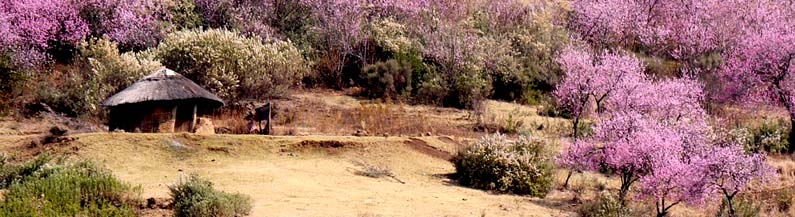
[404,137,452,161]
[295,140,362,149]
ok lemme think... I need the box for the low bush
[753,120,790,153]
[452,134,554,196]
[166,0,205,30]
[360,59,412,100]
[0,160,140,216]
[577,193,632,217]
[537,100,572,119]
[169,174,252,217]
[154,29,311,100]
[413,72,449,106]
[0,154,50,188]
[716,195,761,217]
[729,119,790,153]
[777,188,794,213]
[0,53,30,115]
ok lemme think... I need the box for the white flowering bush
[153,29,310,99]
[452,133,555,196]
[34,37,161,116]
[370,18,417,55]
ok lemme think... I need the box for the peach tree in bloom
[569,0,795,154]
[0,0,89,67]
[567,0,747,62]
[0,0,168,67]
[702,144,774,216]
[555,48,774,216]
[553,46,646,187]
[720,0,795,153]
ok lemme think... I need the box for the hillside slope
[42,133,571,217]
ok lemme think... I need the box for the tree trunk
[618,173,635,206]
[572,117,580,139]
[190,104,197,133]
[563,170,573,189]
[563,117,581,189]
[727,196,736,217]
[619,186,629,206]
[789,117,795,153]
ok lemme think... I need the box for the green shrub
[0,54,24,96]
[360,59,412,100]
[450,69,492,109]
[730,119,790,153]
[538,105,572,119]
[169,174,252,217]
[369,18,417,56]
[154,29,310,99]
[369,21,439,105]
[776,188,794,212]
[452,134,554,196]
[80,37,162,94]
[577,193,632,217]
[502,111,525,134]
[414,72,449,106]
[0,161,140,217]
[477,7,568,105]
[166,0,205,30]
[0,153,50,188]
[753,120,790,153]
[0,54,29,115]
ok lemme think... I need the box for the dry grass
[208,90,571,139]
[478,101,571,136]
[0,133,572,217]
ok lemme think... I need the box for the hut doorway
[175,104,197,132]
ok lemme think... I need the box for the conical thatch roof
[102,68,224,107]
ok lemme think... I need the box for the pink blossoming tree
[720,0,795,152]
[555,47,774,216]
[568,0,744,62]
[554,47,646,187]
[703,143,775,216]
[0,0,89,67]
[76,0,169,50]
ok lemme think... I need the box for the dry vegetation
[211,90,571,138]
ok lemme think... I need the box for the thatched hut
[103,68,224,133]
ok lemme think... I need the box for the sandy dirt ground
[53,133,574,217]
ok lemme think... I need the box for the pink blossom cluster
[568,0,795,141]
[714,1,795,154]
[555,47,774,215]
[569,0,755,61]
[0,0,89,67]
[75,0,167,50]
[719,1,795,117]
[1,0,166,67]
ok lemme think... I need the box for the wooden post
[190,104,197,133]
[168,105,177,133]
[172,105,178,121]
[265,103,272,135]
